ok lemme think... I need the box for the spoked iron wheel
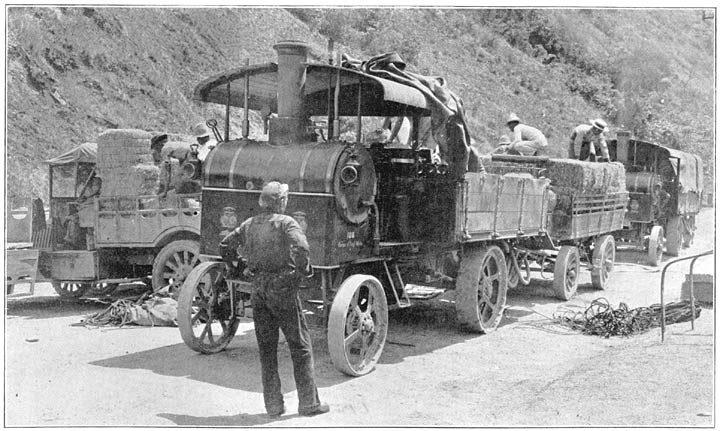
[328,274,388,376]
[52,281,90,298]
[591,235,616,290]
[455,245,508,333]
[553,246,579,300]
[152,240,200,294]
[178,261,240,354]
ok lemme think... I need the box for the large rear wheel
[328,274,388,376]
[591,235,615,290]
[553,246,579,300]
[152,240,200,294]
[455,245,508,333]
[178,261,240,354]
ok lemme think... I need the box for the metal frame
[659,249,713,342]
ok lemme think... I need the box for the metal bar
[333,52,341,138]
[242,58,250,139]
[356,80,362,143]
[326,39,335,139]
[659,249,713,342]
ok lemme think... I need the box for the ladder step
[404,283,446,300]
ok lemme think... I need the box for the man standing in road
[568,118,611,162]
[218,182,329,418]
[504,113,548,156]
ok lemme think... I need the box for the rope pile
[554,297,701,337]
[77,294,148,327]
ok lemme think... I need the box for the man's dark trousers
[251,274,321,414]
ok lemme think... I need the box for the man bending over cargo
[569,119,610,162]
[504,113,548,156]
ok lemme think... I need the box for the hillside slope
[6,7,715,201]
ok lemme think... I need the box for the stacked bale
[96,129,158,197]
[544,159,626,195]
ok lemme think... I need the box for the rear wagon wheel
[553,246,579,300]
[52,281,90,298]
[647,226,664,266]
[152,240,200,293]
[591,235,615,290]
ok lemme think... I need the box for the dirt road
[5,208,715,427]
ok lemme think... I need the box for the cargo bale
[545,159,625,195]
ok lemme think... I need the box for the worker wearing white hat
[569,119,610,162]
[504,113,549,156]
[191,122,217,162]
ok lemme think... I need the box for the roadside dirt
[4,208,715,427]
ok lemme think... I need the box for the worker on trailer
[568,118,611,162]
[191,122,217,162]
[218,182,329,418]
[504,113,549,156]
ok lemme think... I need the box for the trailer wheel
[328,274,388,376]
[87,282,119,296]
[553,246,579,300]
[665,216,681,256]
[455,245,508,333]
[152,240,200,293]
[178,261,239,354]
[591,235,615,290]
[647,226,664,266]
[52,282,90,298]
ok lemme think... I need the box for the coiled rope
[554,297,701,338]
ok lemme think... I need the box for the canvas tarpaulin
[342,52,481,180]
[46,142,97,166]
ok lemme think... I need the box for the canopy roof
[46,142,97,166]
[192,62,431,117]
[667,147,703,193]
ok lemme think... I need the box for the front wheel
[178,261,240,354]
[455,245,508,333]
[328,274,388,376]
[647,225,664,266]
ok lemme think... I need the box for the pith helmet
[590,118,608,131]
[192,122,211,138]
[259,181,289,209]
[506,113,521,125]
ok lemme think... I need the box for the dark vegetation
[6,7,715,202]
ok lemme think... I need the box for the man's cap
[259,181,289,208]
[506,113,521,125]
[150,134,168,149]
[590,118,608,131]
[223,207,235,212]
[192,122,211,138]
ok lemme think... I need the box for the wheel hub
[361,314,375,333]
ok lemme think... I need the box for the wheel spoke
[344,328,361,346]
[165,260,180,273]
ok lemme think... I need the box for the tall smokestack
[616,130,631,164]
[271,40,310,145]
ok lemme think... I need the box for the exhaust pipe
[271,40,310,146]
